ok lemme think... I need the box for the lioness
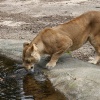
[23,11,100,71]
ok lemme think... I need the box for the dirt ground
[0,0,100,61]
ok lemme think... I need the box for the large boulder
[0,39,100,100]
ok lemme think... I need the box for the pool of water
[0,56,66,100]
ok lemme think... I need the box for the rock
[0,39,100,100]
[37,55,100,100]
[0,39,27,62]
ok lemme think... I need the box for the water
[0,56,66,100]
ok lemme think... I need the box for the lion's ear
[30,44,37,52]
[31,44,38,56]
[23,42,30,47]
[33,44,38,51]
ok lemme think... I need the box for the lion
[23,11,100,71]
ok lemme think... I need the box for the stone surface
[0,39,100,100]
[0,0,100,17]
[38,55,100,100]
[0,39,28,62]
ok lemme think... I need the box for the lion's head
[22,42,40,71]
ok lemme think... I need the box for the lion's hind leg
[88,56,100,64]
[88,34,100,64]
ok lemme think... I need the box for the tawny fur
[23,11,100,70]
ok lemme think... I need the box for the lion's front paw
[46,62,56,69]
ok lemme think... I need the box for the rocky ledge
[0,39,100,100]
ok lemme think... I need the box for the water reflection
[23,74,66,100]
[0,56,66,100]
